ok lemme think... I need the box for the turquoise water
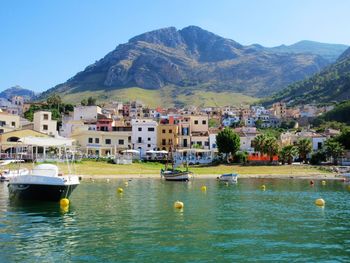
[0,178,349,262]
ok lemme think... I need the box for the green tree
[81,99,87,106]
[323,139,345,165]
[336,128,350,149]
[216,128,240,163]
[87,97,97,106]
[279,145,298,165]
[264,137,279,162]
[296,138,312,163]
[47,94,62,107]
[252,134,267,154]
[255,119,263,129]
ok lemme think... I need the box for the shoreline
[80,173,341,180]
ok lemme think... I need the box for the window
[0,129,3,134]
[88,138,93,143]
[118,139,124,145]
[43,114,49,120]
[162,139,166,145]
[194,120,198,125]
[202,120,206,125]
[162,129,166,134]
[147,144,151,148]
[11,122,15,127]
[148,137,151,141]
[205,141,209,146]
[138,137,142,143]
[105,139,111,145]
[95,138,100,144]
[169,129,172,133]
[148,127,155,132]
[138,127,142,132]
[43,125,48,131]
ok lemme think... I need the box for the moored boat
[0,160,28,182]
[8,163,80,201]
[218,173,238,183]
[160,168,193,181]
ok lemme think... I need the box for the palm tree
[296,138,312,163]
[280,145,298,165]
[264,137,279,162]
[252,134,267,155]
[324,139,345,165]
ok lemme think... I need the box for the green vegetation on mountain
[263,47,350,106]
[39,26,330,106]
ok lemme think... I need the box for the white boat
[218,173,238,183]
[160,168,193,181]
[7,136,80,202]
[8,163,80,202]
[0,160,28,182]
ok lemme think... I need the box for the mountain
[263,47,350,106]
[268,40,348,63]
[41,26,330,107]
[0,86,37,101]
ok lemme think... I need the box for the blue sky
[1,0,350,92]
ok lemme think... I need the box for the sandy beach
[80,172,340,180]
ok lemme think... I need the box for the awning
[121,149,140,154]
[18,136,74,147]
[146,150,168,154]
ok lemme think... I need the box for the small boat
[8,163,80,202]
[160,150,193,181]
[218,173,238,183]
[160,168,193,181]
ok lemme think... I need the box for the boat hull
[161,170,192,181]
[219,173,238,183]
[8,183,78,202]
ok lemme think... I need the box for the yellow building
[0,129,49,159]
[0,112,21,134]
[71,129,132,157]
[157,124,179,151]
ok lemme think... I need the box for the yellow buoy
[321,180,326,186]
[174,201,184,209]
[201,185,207,192]
[124,181,129,186]
[315,198,325,206]
[60,198,70,207]
[60,206,69,213]
[261,185,266,191]
[117,187,124,194]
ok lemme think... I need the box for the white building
[73,106,102,121]
[222,116,240,127]
[209,133,218,150]
[131,119,158,157]
[33,111,57,136]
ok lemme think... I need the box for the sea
[0,178,349,262]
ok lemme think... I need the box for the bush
[310,151,326,165]
[234,151,248,164]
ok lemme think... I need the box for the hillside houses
[0,95,341,163]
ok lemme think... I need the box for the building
[71,128,131,157]
[33,111,57,136]
[131,119,158,156]
[272,102,287,119]
[157,116,179,152]
[0,111,21,134]
[73,106,102,121]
